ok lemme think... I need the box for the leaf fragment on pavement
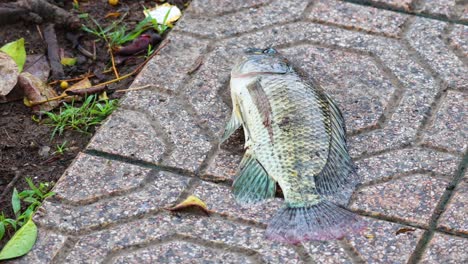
[0,52,19,97]
[0,38,26,72]
[0,218,38,260]
[166,195,210,216]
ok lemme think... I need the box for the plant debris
[166,195,211,216]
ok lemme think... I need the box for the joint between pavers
[407,151,468,263]
[102,233,263,264]
[50,236,80,264]
[185,1,271,19]
[337,238,366,264]
[342,0,468,25]
[350,208,431,231]
[442,23,468,67]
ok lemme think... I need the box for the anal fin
[233,152,276,204]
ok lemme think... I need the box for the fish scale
[222,47,365,244]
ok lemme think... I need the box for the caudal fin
[265,200,365,244]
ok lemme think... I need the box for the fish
[221,47,365,244]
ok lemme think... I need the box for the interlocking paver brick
[53,153,151,204]
[111,241,255,264]
[130,33,209,91]
[193,181,281,224]
[282,45,397,133]
[204,148,242,182]
[188,0,269,16]
[449,24,468,57]
[355,148,460,183]
[438,174,468,234]
[7,230,67,264]
[88,109,166,164]
[422,91,467,154]
[307,0,408,37]
[351,174,449,226]
[35,171,190,233]
[64,214,302,263]
[420,233,468,263]
[407,17,467,89]
[182,47,232,134]
[419,0,459,19]
[176,0,308,38]
[121,90,213,173]
[303,241,352,264]
[347,218,424,263]
[367,0,414,11]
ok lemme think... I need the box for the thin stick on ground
[109,45,120,79]
[114,85,153,93]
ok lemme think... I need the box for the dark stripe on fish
[247,79,274,143]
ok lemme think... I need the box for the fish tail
[265,200,366,244]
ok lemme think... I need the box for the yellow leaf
[166,195,210,216]
[98,91,109,101]
[60,57,77,66]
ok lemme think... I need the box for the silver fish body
[222,48,364,243]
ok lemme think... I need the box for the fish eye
[263,48,277,54]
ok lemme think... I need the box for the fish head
[231,47,292,78]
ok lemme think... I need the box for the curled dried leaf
[166,195,210,216]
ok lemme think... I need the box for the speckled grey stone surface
[17,0,468,262]
[176,0,308,38]
[111,241,255,264]
[406,18,467,89]
[420,233,468,263]
[53,153,151,204]
[88,109,166,164]
[307,0,408,37]
[347,218,424,263]
[449,24,468,57]
[421,91,467,154]
[35,172,190,233]
[438,174,468,234]
[351,174,449,226]
[6,230,67,264]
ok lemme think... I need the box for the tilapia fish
[221,47,365,244]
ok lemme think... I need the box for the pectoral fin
[233,151,276,204]
[220,109,242,144]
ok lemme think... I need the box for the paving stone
[8,230,67,264]
[407,18,467,89]
[449,24,468,57]
[53,153,151,204]
[282,44,397,133]
[367,0,414,11]
[355,148,460,183]
[307,0,408,37]
[420,233,468,263]
[193,181,282,225]
[438,175,468,234]
[419,0,458,19]
[351,174,449,226]
[64,214,302,263]
[203,148,242,182]
[35,172,190,233]
[188,0,269,16]
[130,33,209,91]
[88,109,166,164]
[422,90,467,154]
[303,241,352,264]
[121,90,213,173]
[111,241,255,264]
[182,47,232,135]
[177,0,308,38]
[347,218,424,263]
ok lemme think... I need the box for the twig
[109,44,119,79]
[114,84,153,93]
[36,24,43,41]
[187,56,204,75]
[48,72,95,85]
[43,23,64,79]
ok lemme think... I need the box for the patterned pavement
[11,0,467,263]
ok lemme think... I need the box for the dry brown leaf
[63,77,92,102]
[0,52,19,98]
[166,195,210,216]
[19,72,59,112]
